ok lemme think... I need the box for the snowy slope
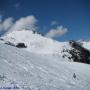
[81,41,90,50]
[1,30,71,54]
[1,29,90,63]
[1,30,74,62]
[2,30,90,54]
[0,42,90,90]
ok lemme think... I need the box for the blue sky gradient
[0,0,90,41]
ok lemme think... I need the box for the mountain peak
[1,29,90,64]
[1,29,68,54]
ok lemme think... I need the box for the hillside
[0,30,90,90]
[0,42,90,90]
[1,30,90,63]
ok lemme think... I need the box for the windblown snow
[0,30,90,90]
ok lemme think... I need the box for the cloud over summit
[0,15,68,39]
[10,16,37,31]
[0,15,37,34]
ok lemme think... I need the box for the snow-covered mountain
[1,29,72,62]
[0,29,90,90]
[1,29,70,54]
[1,29,90,62]
[0,40,90,90]
[78,40,90,50]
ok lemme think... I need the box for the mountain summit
[1,29,70,54]
[1,29,90,64]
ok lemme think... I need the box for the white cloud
[3,18,14,30]
[0,15,67,38]
[0,17,14,32]
[0,15,37,33]
[10,16,37,31]
[45,26,68,38]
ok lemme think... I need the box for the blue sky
[0,0,90,41]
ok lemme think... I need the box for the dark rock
[16,43,27,48]
[69,40,90,64]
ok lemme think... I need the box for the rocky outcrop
[69,40,90,64]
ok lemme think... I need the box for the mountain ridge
[1,29,90,63]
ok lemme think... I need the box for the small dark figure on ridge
[73,73,76,79]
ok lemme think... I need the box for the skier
[73,73,76,79]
